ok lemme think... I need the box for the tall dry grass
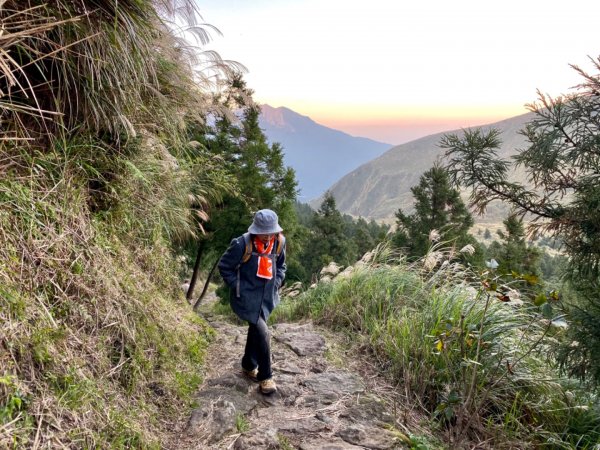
[274,245,600,448]
[0,1,238,143]
[0,0,237,447]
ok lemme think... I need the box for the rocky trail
[170,293,418,450]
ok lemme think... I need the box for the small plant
[0,376,28,424]
[277,433,294,450]
[409,433,444,450]
[235,413,250,433]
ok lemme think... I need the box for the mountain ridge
[313,111,536,222]
[259,105,392,200]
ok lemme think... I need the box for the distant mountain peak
[260,104,323,133]
[258,105,392,200]
[260,105,295,131]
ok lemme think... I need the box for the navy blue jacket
[218,235,286,324]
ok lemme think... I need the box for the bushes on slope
[274,247,600,448]
[1,1,231,447]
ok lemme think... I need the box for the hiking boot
[242,367,258,382]
[259,378,277,395]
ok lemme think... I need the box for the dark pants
[241,315,272,381]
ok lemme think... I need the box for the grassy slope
[0,145,213,448]
[0,1,225,447]
[272,247,600,449]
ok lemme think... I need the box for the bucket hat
[248,209,283,234]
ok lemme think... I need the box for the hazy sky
[196,0,599,144]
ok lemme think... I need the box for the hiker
[218,209,286,395]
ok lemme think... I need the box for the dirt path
[171,293,416,449]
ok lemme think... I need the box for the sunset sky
[197,0,600,144]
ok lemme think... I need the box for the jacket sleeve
[218,237,243,288]
[275,241,286,289]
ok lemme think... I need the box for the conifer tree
[392,164,474,258]
[306,193,353,274]
[498,215,539,276]
[487,215,540,279]
[441,57,600,385]
[353,217,376,258]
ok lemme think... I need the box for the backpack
[240,232,285,264]
[232,233,286,297]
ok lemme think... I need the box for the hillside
[259,105,392,200]
[317,112,536,221]
[0,3,220,447]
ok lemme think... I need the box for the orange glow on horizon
[258,98,530,125]
[304,105,531,144]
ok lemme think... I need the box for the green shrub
[276,246,600,447]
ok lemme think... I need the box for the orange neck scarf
[253,237,274,280]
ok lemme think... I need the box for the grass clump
[0,0,233,447]
[235,413,250,433]
[0,152,213,446]
[274,246,600,448]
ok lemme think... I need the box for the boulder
[234,427,279,449]
[320,261,342,277]
[274,327,327,357]
[336,424,399,449]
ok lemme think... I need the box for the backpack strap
[275,233,285,257]
[240,232,285,265]
[241,232,253,264]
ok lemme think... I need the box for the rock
[222,326,244,337]
[301,370,365,407]
[276,417,331,435]
[275,360,304,375]
[336,424,399,449]
[272,349,290,362]
[209,321,230,330]
[186,398,237,442]
[274,326,327,356]
[180,281,190,294]
[282,281,303,298]
[321,262,342,277]
[299,437,364,449]
[207,373,252,393]
[302,392,340,407]
[234,427,279,449]
[339,394,396,426]
[273,323,313,333]
[189,387,258,427]
[303,371,364,399]
[315,411,334,423]
[360,251,374,264]
[210,399,237,441]
[335,266,354,279]
[310,358,328,373]
[254,405,288,420]
[211,322,244,337]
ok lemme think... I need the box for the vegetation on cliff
[443,58,600,387]
[274,245,600,448]
[0,1,234,446]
